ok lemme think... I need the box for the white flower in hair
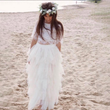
[39,3,58,15]
[47,9,52,13]
[40,10,42,13]
[52,11,56,14]
[52,7,55,10]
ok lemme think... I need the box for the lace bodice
[31,21,63,45]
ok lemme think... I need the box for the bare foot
[35,105,42,110]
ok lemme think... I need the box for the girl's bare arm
[30,38,37,49]
[56,42,61,52]
[27,38,38,64]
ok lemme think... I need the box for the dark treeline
[88,0,102,3]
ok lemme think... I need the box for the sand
[0,0,110,110]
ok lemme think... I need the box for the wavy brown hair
[36,2,64,41]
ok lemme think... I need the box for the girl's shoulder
[31,21,38,39]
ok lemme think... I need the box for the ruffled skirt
[26,43,65,110]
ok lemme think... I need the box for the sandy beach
[0,0,110,110]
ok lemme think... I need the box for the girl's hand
[27,61,30,64]
[56,42,61,52]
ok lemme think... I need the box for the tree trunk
[95,0,97,3]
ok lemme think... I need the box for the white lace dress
[26,22,65,110]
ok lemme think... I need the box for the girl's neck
[44,21,51,24]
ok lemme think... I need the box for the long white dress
[26,21,65,110]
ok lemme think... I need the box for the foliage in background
[88,0,102,3]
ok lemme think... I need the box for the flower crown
[39,3,58,15]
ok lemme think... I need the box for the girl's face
[44,13,52,24]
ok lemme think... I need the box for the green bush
[88,0,102,3]
[89,0,101,1]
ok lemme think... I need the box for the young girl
[26,2,65,110]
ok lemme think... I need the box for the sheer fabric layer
[26,43,65,110]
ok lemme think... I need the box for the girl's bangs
[43,13,53,17]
